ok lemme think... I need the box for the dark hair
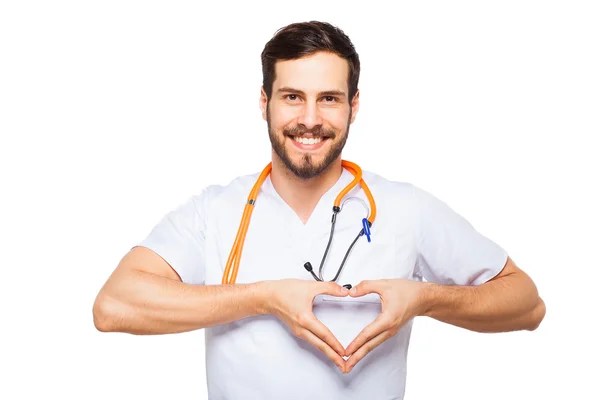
[261,21,360,103]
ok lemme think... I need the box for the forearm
[93,269,269,335]
[420,272,545,333]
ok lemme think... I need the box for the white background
[1,1,598,399]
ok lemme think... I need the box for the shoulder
[362,169,446,206]
[361,169,416,199]
[187,170,262,213]
[360,169,454,225]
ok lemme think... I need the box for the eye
[285,94,300,101]
[323,96,338,103]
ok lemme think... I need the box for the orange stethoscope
[221,160,377,289]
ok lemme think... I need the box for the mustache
[283,125,335,138]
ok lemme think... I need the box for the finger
[345,313,390,356]
[349,280,379,297]
[317,281,349,297]
[302,314,346,357]
[299,328,346,372]
[345,329,393,373]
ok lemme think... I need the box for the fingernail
[350,287,357,295]
[341,287,349,294]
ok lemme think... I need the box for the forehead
[273,51,349,94]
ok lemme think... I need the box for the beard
[267,105,351,180]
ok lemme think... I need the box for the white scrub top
[137,167,508,400]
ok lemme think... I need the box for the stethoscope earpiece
[342,284,352,290]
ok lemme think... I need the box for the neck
[270,153,343,224]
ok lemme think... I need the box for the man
[93,21,545,399]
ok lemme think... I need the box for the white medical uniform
[137,167,508,400]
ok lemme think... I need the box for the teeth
[294,137,323,145]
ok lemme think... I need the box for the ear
[259,87,268,121]
[350,89,360,124]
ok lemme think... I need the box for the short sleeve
[136,190,208,285]
[412,185,508,286]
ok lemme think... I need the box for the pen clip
[362,218,371,243]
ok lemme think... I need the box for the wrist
[416,282,437,317]
[252,281,274,316]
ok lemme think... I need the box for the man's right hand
[261,279,349,372]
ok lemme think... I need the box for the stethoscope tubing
[222,160,376,287]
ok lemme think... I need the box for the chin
[289,157,320,170]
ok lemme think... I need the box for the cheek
[269,107,296,130]
[326,114,350,133]
[320,106,350,126]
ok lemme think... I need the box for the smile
[289,136,329,151]
[293,136,323,145]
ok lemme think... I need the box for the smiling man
[93,21,546,400]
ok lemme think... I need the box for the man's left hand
[343,279,428,373]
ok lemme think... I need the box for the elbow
[92,293,116,332]
[526,297,546,331]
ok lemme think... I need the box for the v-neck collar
[261,167,355,235]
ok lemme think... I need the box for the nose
[297,102,323,130]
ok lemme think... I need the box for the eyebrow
[276,87,346,97]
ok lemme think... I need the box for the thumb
[349,280,376,297]
[318,281,349,297]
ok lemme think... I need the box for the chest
[203,196,418,286]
